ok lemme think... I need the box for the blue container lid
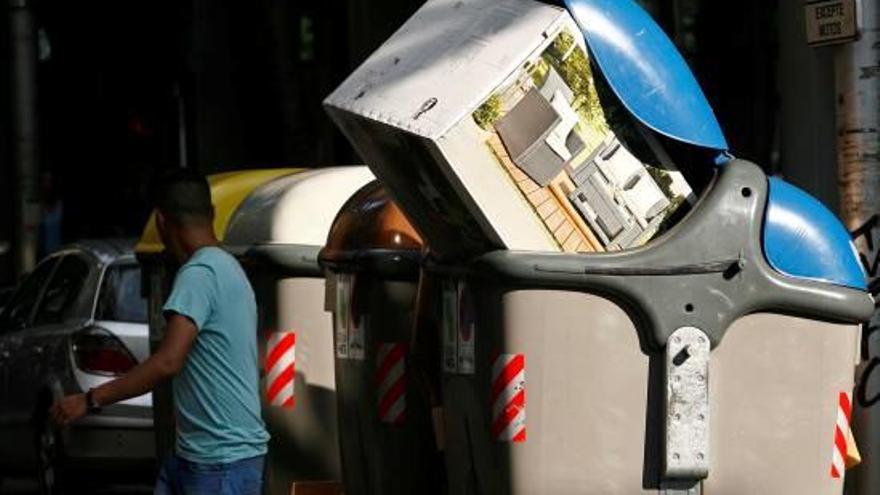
[564,0,728,152]
[764,178,867,290]
[563,1,866,290]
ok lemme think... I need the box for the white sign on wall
[805,0,860,47]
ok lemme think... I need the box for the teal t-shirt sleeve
[163,264,215,330]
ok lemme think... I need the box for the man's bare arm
[93,313,198,405]
[51,314,197,426]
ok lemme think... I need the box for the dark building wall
[0,5,14,285]
[692,1,779,166]
[187,0,423,174]
[345,0,422,68]
[776,0,839,211]
[35,0,183,239]
[188,1,281,172]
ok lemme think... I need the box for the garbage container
[323,0,876,493]
[430,160,872,495]
[136,168,299,461]
[319,181,443,495]
[223,166,375,495]
[136,167,374,495]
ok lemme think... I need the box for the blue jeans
[154,454,265,495]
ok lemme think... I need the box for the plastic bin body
[441,283,859,495]
[323,1,873,493]
[321,182,442,495]
[245,270,339,493]
[225,167,375,494]
[137,167,373,495]
[430,160,871,494]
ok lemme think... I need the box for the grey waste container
[224,167,374,495]
[319,181,444,495]
[429,159,873,495]
[322,0,874,492]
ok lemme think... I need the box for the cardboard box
[325,0,693,258]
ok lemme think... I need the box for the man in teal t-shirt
[163,246,269,464]
[52,170,269,494]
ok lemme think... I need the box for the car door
[0,257,60,463]
[6,253,93,427]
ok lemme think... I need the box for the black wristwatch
[85,388,102,414]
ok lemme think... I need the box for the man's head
[152,169,216,262]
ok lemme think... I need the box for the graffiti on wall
[852,214,880,407]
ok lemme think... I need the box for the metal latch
[665,326,710,480]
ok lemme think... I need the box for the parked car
[0,239,154,494]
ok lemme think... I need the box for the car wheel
[34,413,66,495]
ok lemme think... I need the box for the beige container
[427,160,873,494]
[321,0,872,492]
[441,285,859,495]
[224,167,375,494]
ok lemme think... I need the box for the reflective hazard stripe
[266,332,296,408]
[376,343,407,425]
[491,353,526,443]
[831,391,853,479]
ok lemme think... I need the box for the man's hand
[50,394,88,427]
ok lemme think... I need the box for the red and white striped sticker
[831,391,853,479]
[266,331,296,408]
[376,343,407,425]
[491,353,526,443]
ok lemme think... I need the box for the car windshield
[96,263,147,324]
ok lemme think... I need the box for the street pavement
[1,477,153,494]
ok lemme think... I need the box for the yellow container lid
[135,168,301,255]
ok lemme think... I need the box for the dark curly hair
[151,169,213,226]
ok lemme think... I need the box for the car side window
[0,258,59,331]
[33,255,91,326]
[96,263,147,323]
